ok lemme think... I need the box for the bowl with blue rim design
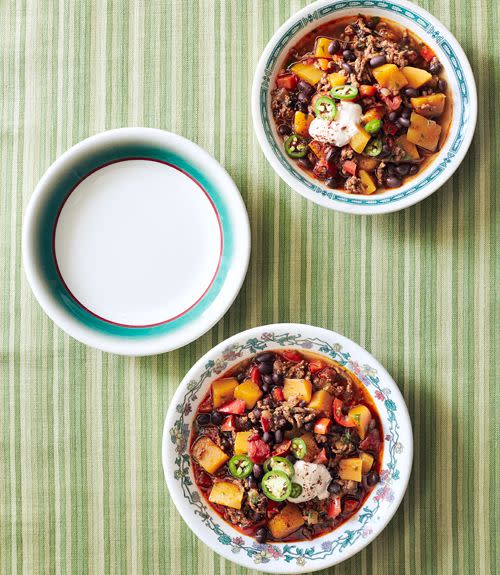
[251,0,477,214]
[162,323,413,573]
[22,128,250,356]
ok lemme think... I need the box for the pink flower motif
[362,526,373,537]
[375,390,385,401]
[385,434,392,441]
[232,536,244,546]
[379,469,390,483]
[349,361,361,374]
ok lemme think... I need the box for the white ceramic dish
[163,324,413,573]
[252,0,477,214]
[23,128,250,356]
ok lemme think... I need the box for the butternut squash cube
[290,62,324,85]
[294,111,313,138]
[350,128,371,154]
[407,112,442,151]
[395,134,420,160]
[411,93,446,118]
[234,379,263,410]
[300,431,320,462]
[362,106,384,123]
[372,63,408,91]
[348,404,372,439]
[192,436,229,474]
[339,458,363,482]
[283,378,313,403]
[308,389,333,415]
[209,481,244,509]
[268,503,305,539]
[401,66,432,88]
[212,378,238,408]
[234,431,253,455]
[328,71,347,88]
[359,170,377,195]
[315,37,332,70]
[360,452,374,474]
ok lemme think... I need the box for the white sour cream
[288,460,332,503]
[308,101,362,147]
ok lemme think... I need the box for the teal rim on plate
[254,0,477,212]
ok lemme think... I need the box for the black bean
[438,78,447,92]
[298,91,310,103]
[409,164,419,175]
[403,87,419,98]
[298,79,315,96]
[388,111,399,122]
[253,464,263,479]
[328,40,339,55]
[328,480,342,494]
[295,101,308,113]
[265,375,275,387]
[341,62,352,74]
[258,361,273,375]
[332,424,344,434]
[196,413,211,426]
[255,528,267,544]
[262,431,273,444]
[272,373,283,385]
[236,371,246,382]
[381,143,392,157]
[401,107,412,119]
[367,471,380,486]
[325,177,337,189]
[369,54,387,67]
[385,175,402,188]
[274,429,284,444]
[397,116,411,128]
[283,421,293,431]
[304,421,314,431]
[261,383,270,394]
[277,124,292,137]
[386,163,397,175]
[287,454,297,464]
[252,408,261,419]
[298,157,312,170]
[343,49,356,62]
[246,476,258,489]
[396,163,410,176]
[211,412,224,425]
[429,58,442,74]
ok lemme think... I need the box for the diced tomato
[221,415,236,431]
[383,121,398,136]
[198,394,213,413]
[276,72,298,91]
[218,398,246,415]
[359,84,377,97]
[333,398,356,427]
[313,447,328,464]
[343,160,357,176]
[261,415,271,432]
[282,350,303,362]
[380,94,402,111]
[308,360,325,374]
[266,500,280,518]
[272,439,292,457]
[359,429,381,453]
[247,436,271,464]
[313,157,330,179]
[313,417,332,435]
[272,387,285,402]
[420,45,435,62]
[343,499,360,514]
[327,496,342,519]
[251,365,261,387]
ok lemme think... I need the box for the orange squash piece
[192,436,229,474]
[268,503,305,539]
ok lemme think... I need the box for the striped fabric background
[0,1,497,574]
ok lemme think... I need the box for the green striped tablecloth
[0,1,497,573]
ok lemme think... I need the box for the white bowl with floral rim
[251,0,477,214]
[162,324,413,572]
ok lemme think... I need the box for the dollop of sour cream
[288,460,332,503]
[308,101,362,147]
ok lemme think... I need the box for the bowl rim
[22,127,251,356]
[162,323,413,573]
[251,0,477,215]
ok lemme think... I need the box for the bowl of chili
[163,324,413,572]
[252,0,476,214]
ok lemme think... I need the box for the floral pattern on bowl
[163,324,413,573]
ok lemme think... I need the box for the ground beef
[344,176,364,194]
[224,507,255,529]
[337,479,359,495]
[245,488,267,517]
[391,144,407,162]
[270,399,317,430]
[271,87,295,124]
[375,161,386,185]
[340,146,354,162]
[235,415,252,431]
[272,357,310,379]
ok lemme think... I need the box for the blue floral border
[169,331,404,567]
[259,0,471,206]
